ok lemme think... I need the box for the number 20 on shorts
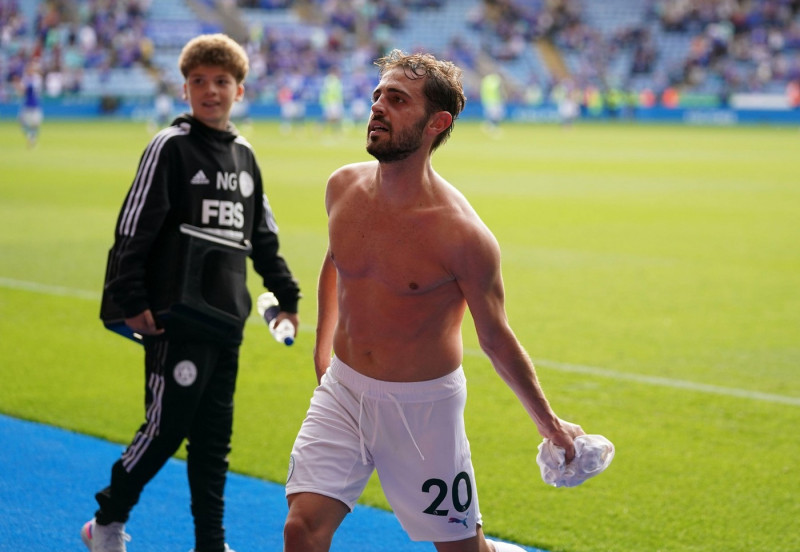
[422,472,473,516]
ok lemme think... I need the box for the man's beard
[366,115,428,163]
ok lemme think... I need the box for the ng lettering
[216,172,238,191]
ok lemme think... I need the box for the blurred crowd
[237,0,406,108]
[656,0,800,95]
[1,0,154,100]
[2,0,799,110]
[474,0,800,106]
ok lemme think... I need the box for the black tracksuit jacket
[105,114,300,343]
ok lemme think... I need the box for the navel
[409,282,419,290]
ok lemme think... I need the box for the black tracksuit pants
[94,334,239,552]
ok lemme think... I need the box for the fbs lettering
[202,199,244,228]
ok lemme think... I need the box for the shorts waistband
[328,356,465,402]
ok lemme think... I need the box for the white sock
[487,539,526,552]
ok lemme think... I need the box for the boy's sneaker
[188,545,236,552]
[81,518,130,552]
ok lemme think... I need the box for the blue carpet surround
[0,414,543,551]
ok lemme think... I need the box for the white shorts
[323,102,344,121]
[19,107,43,129]
[286,356,483,542]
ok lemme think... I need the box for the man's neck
[375,150,436,203]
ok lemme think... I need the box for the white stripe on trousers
[122,340,168,471]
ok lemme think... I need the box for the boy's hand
[125,309,165,336]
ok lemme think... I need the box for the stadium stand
[2,0,798,112]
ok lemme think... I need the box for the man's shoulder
[328,161,376,190]
[331,161,376,178]
[434,181,496,246]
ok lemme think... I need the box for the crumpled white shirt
[536,434,615,487]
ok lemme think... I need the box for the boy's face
[183,64,244,130]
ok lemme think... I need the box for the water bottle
[256,292,295,346]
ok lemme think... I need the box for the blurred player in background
[18,59,43,148]
[278,70,307,134]
[81,33,300,552]
[554,78,580,127]
[154,72,175,127]
[319,66,344,137]
[283,49,584,552]
[480,71,505,135]
[146,72,175,134]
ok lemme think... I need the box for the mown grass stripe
[5,276,797,408]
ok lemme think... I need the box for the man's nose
[371,97,385,114]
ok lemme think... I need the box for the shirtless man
[283,50,584,552]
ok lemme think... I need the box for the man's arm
[478,316,583,460]
[313,167,352,382]
[313,249,338,383]
[456,222,583,460]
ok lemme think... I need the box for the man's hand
[125,309,164,336]
[547,418,585,464]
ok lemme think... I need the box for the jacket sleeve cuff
[275,290,301,314]
[122,299,150,319]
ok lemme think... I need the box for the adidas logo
[190,170,210,185]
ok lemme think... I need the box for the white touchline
[3,277,798,407]
[464,349,800,407]
[536,358,800,407]
[0,277,98,301]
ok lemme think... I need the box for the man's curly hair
[375,49,467,151]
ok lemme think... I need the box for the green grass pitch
[1,118,798,551]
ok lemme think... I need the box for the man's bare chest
[329,206,454,294]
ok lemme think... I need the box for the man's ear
[428,111,453,136]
